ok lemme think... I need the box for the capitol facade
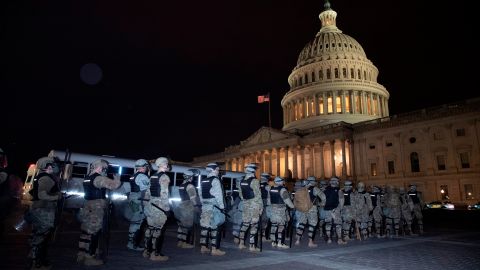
[191,1,480,206]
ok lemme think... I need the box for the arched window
[304,74,308,84]
[327,69,331,79]
[311,72,316,82]
[334,68,339,79]
[410,152,420,172]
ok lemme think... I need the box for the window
[345,94,351,113]
[433,132,444,140]
[327,96,333,113]
[459,152,470,168]
[387,161,395,174]
[410,152,420,172]
[369,144,375,150]
[342,68,347,78]
[350,68,354,78]
[334,68,339,79]
[386,142,393,147]
[464,184,474,200]
[358,70,361,79]
[456,128,466,136]
[319,97,324,114]
[436,155,446,170]
[409,137,416,143]
[440,185,449,200]
[304,74,308,84]
[336,96,342,113]
[327,69,331,79]
[311,72,316,82]
[319,70,323,81]
[371,163,377,176]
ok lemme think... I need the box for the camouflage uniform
[28,157,60,270]
[77,159,121,266]
[259,173,271,242]
[126,160,150,251]
[399,187,414,235]
[238,164,263,252]
[382,185,401,238]
[368,186,384,238]
[323,178,346,244]
[143,157,170,261]
[268,177,294,249]
[199,163,226,256]
[173,169,200,249]
[353,182,373,240]
[317,180,328,239]
[295,177,324,247]
[227,177,243,244]
[341,181,355,241]
[408,185,425,234]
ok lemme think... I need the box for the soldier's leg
[276,223,288,248]
[150,227,168,261]
[270,222,278,246]
[248,221,260,252]
[393,217,400,237]
[385,217,393,238]
[295,222,306,245]
[200,226,210,253]
[177,223,187,247]
[143,225,154,258]
[127,220,143,251]
[210,228,226,255]
[238,221,250,249]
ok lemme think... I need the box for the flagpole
[268,92,271,128]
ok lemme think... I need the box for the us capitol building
[190,1,480,206]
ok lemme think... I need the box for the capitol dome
[281,0,390,132]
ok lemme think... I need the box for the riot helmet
[36,157,55,172]
[260,172,271,183]
[91,159,109,176]
[329,177,339,188]
[357,181,365,192]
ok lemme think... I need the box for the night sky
[2,0,478,177]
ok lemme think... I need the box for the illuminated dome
[281,0,390,131]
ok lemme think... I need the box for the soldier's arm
[136,174,150,191]
[338,190,345,210]
[319,191,326,207]
[186,184,198,203]
[0,172,7,184]
[94,174,121,190]
[366,192,373,211]
[281,189,295,209]
[252,179,263,206]
[238,180,244,200]
[211,179,225,209]
[160,174,170,211]
[38,176,59,201]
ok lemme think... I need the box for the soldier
[268,176,294,249]
[368,186,384,238]
[173,168,200,249]
[126,159,150,251]
[295,176,323,248]
[238,163,263,252]
[228,177,243,245]
[317,179,328,239]
[399,187,414,235]
[408,184,425,234]
[382,185,401,238]
[143,157,170,261]
[341,180,355,241]
[323,177,346,244]
[353,182,373,240]
[27,157,61,270]
[77,159,121,266]
[259,172,272,242]
[198,163,226,256]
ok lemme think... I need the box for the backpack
[294,187,313,212]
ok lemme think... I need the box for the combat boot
[83,254,103,266]
[127,241,144,251]
[76,251,85,263]
[233,236,240,244]
[337,239,347,245]
[249,244,260,252]
[308,239,318,248]
[238,242,247,249]
[150,252,169,261]
[276,242,289,249]
[142,249,150,258]
[200,246,210,254]
[180,242,194,249]
[211,247,226,256]
[294,236,301,246]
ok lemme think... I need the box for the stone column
[318,142,325,179]
[268,149,273,174]
[330,140,336,177]
[332,91,337,114]
[362,92,368,115]
[276,148,281,177]
[341,139,347,178]
[341,90,346,114]
[303,97,307,118]
[376,94,381,116]
[323,92,328,114]
[314,94,319,116]
[284,147,289,178]
[292,146,298,179]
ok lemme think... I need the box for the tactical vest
[324,186,340,210]
[240,177,255,200]
[129,172,147,193]
[149,172,165,197]
[408,191,421,204]
[343,190,352,206]
[83,173,106,200]
[359,191,368,204]
[179,182,192,201]
[201,176,215,199]
[260,182,268,199]
[269,186,285,205]
[370,193,378,207]
[30,172,58,201]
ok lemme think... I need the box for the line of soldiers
[24,154,425,270]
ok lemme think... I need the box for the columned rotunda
[191,1,480,207]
